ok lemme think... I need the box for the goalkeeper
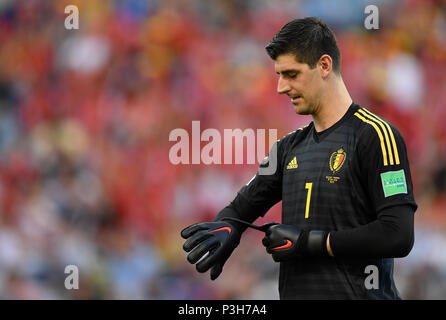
[181,17,417,299]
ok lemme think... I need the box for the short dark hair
[266,17,341,74]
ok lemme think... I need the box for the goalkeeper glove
[181,221,241,280]
[262,224,328,262]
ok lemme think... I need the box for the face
[274,53,325,115]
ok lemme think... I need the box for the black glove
[262,224,328,262]
[181,221,241,280]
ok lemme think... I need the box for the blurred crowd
[0,0,445,299]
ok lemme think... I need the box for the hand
[262,224,329,261]
[181,221,241,280]
[262,224,308,262]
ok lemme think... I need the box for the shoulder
[276,124,312,149]
[352,106,404,142]
[352,106,406,166]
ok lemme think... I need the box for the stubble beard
[293,101,312,115]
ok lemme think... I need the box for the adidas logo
[286,157,298,169]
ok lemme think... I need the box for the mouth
[290,95,302,103]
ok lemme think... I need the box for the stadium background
[0,0,445,299]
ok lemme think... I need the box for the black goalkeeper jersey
[237,102,417,299]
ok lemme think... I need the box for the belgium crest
[329,148,347,173]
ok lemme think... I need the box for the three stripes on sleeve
[354,108,400,167]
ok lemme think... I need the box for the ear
[318,54,333,78]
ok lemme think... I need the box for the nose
[277,76,291,95]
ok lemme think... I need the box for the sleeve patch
[380,169,408,197]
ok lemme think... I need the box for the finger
[262,236,270,248]
[195,245,223,273]
[272,253,283,262]
[210,263,223,280]
[187,237,219,264]
[183,230,212,252]
[181,223,209,239]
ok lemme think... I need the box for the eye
[287,73,298,79]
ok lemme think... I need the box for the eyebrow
[275,69,300,75]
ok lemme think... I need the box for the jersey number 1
[305,182,312,219]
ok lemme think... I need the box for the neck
[312,76,352,132]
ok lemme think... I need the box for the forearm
[214,192,269,234]
[328,205,415,258]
